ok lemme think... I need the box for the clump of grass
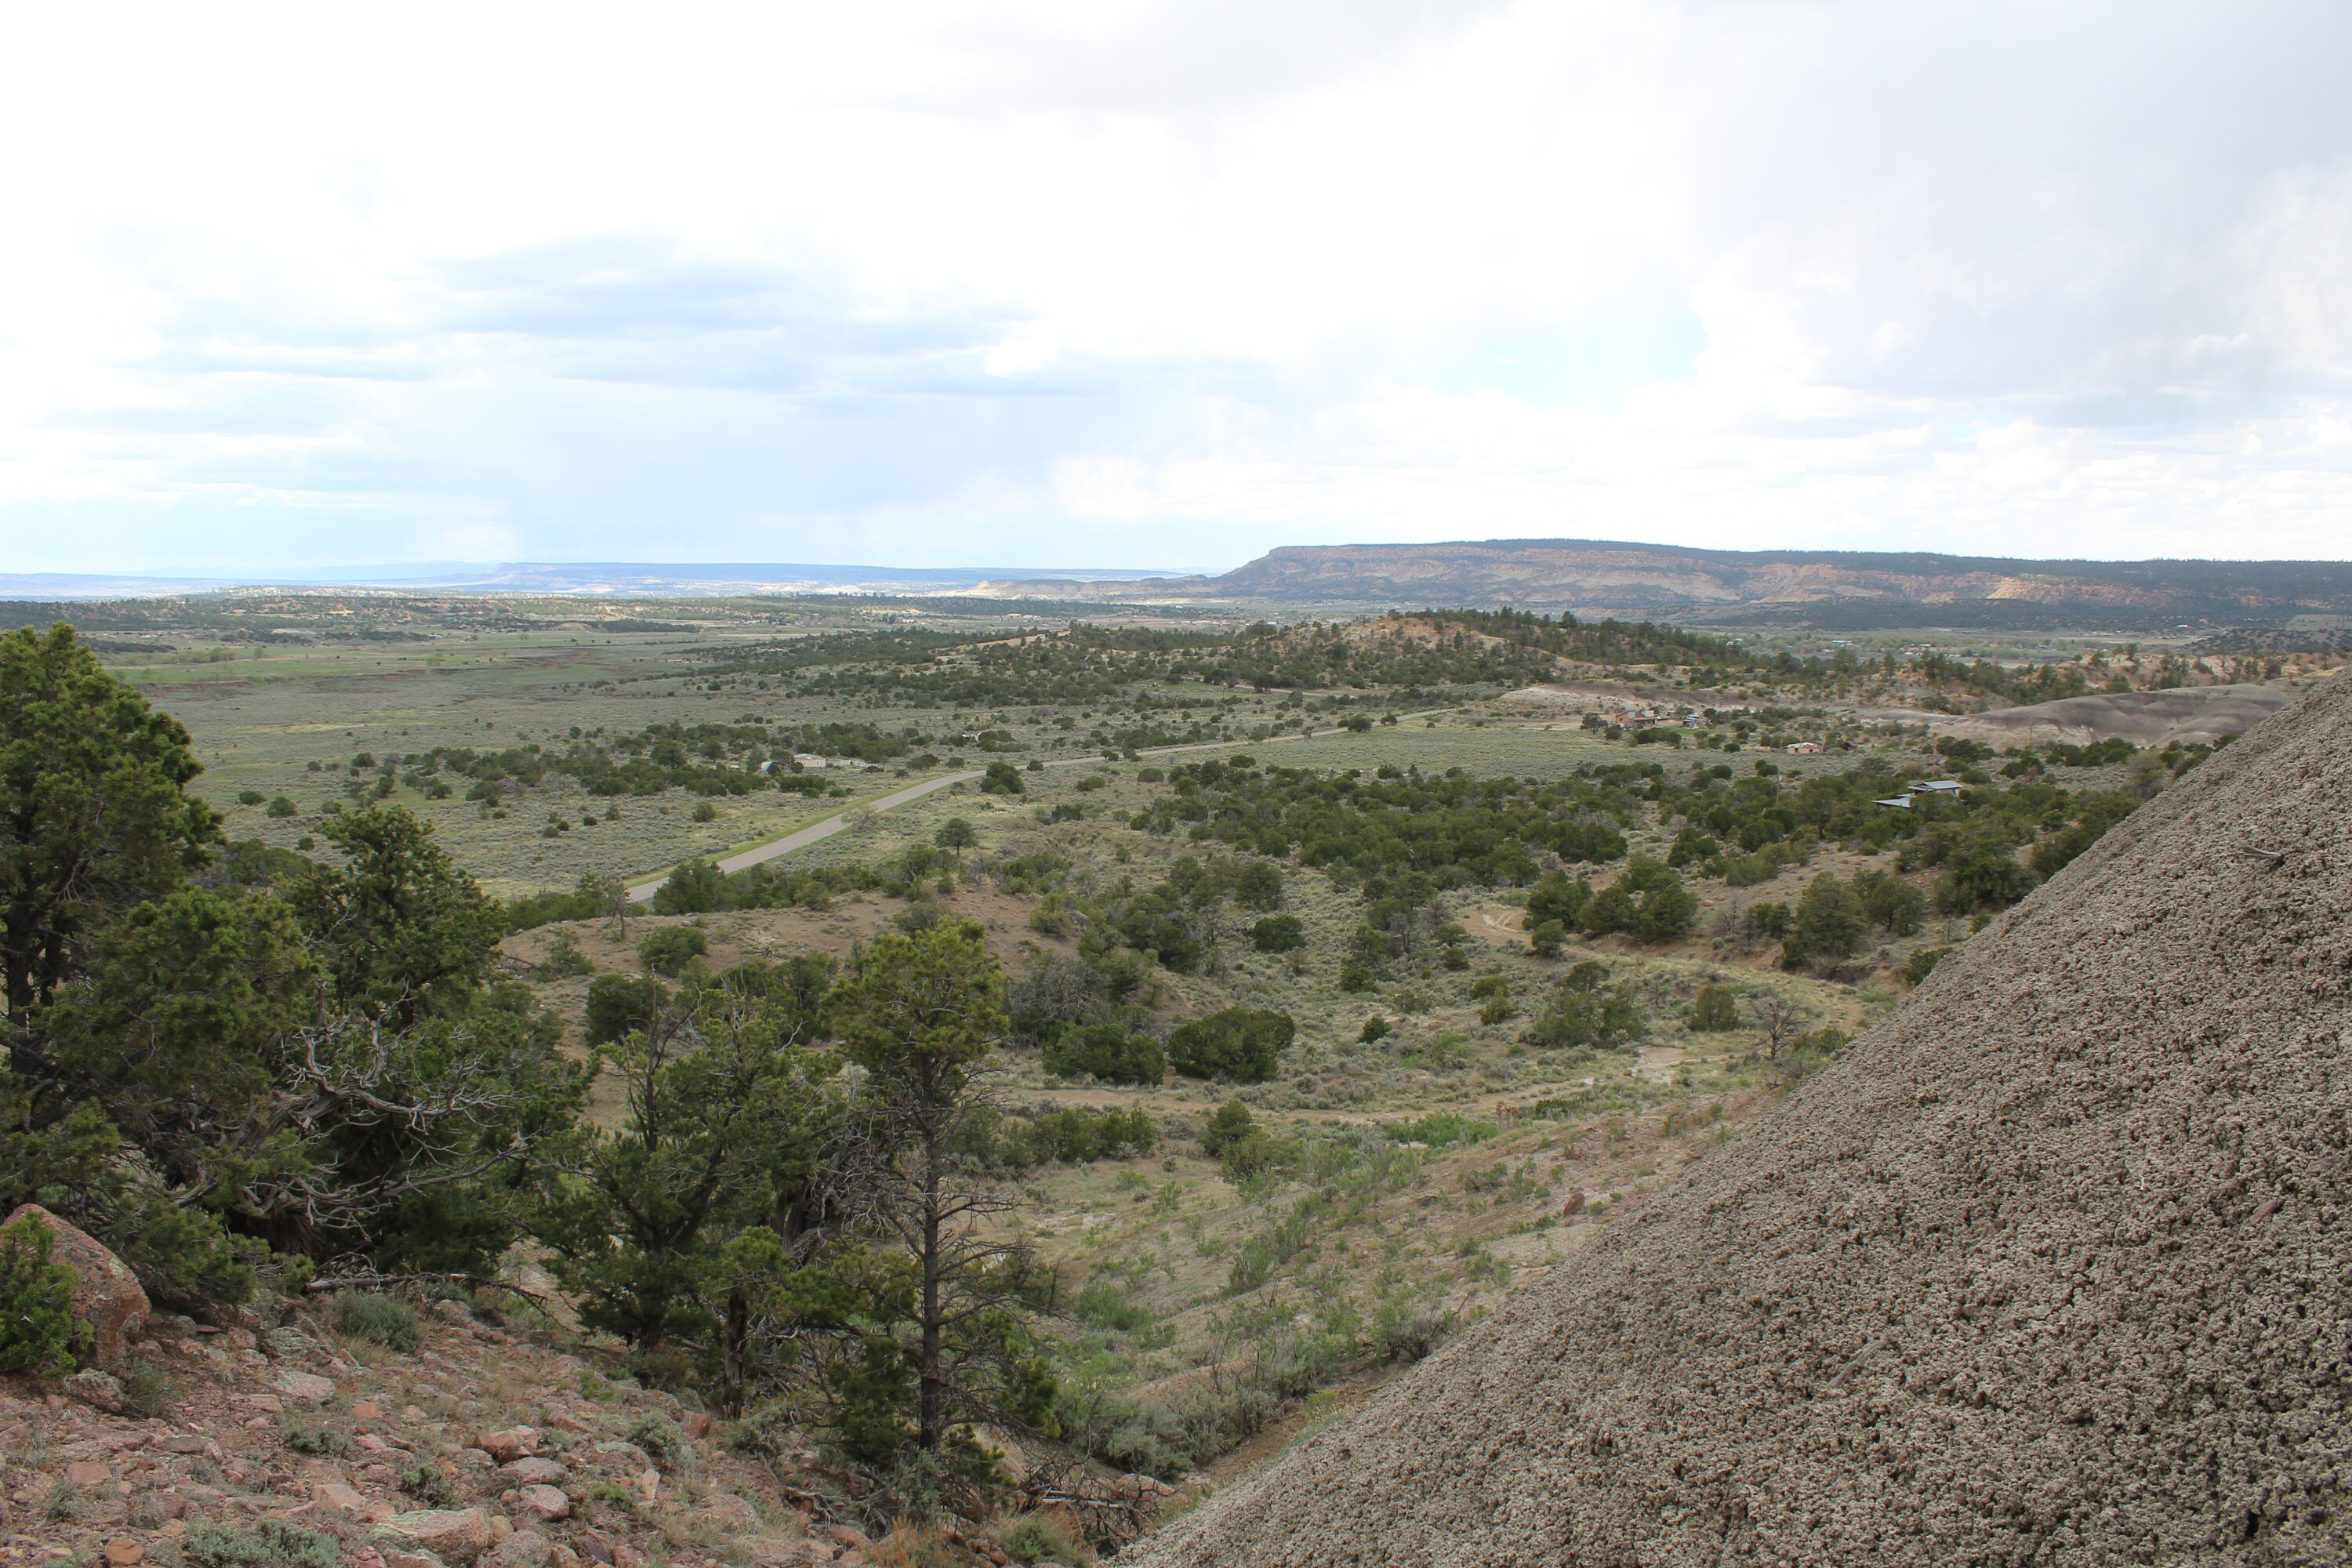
[182,1519,343,1568]
[280,1418,357,1459]
[999,1508,1094,1566]
[328,1289,423,1352]
[626,1410,688,1471]
[120,1356,185,1417]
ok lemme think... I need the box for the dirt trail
[1130,670,2352,1566]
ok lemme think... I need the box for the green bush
[638,926,708,977]
[1523,982,1642,1051]
[586,972,667,1044]
[982,760,1025,795]
[328,1290,422,1352]
[1166,1007,1294,1083]
[0,1215,81,1377]
[1250,914,1305,953]
[280,1418,358,1458]
[691,800,720,822]
[1197,1099,1254,1156]
[182,1519,343,1568]
[1904,946,1951,985]
[1688,985,1739,1032]
[1218,1131,1295,1182]
[264,795,299,818]
[1041,1024,1165,1086]
[1010,1105,1157,1165]
[1000,1512,1090,1566]
[236,789,267,806]
[1526,919,1566,958]
[627,1411,688,1470]
[1381,1111,1496,1148]
[1357,1015,1390,1044]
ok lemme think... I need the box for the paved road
[626,707,1458,902]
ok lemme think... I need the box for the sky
[5,0,2352,575]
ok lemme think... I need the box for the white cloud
[2,0,2350,572]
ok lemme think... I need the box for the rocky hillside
[1,1204,1152,1568]
[979,539,2352,628]
[1128,667,2352,1566]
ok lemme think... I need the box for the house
[1875,794,1915,810]
[1916,779,1965,795]
[1785,741,1822,755]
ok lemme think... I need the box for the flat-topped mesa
[1130,669,2352,1566]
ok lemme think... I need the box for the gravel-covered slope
[1133,672,2352,1567]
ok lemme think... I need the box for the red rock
[374,1507,494,1566]
[517,1483,569,1522]
[104,1541,145,1566]
[475,1426,541,1462]
[682,1410,712,1439]
[66,1460,112,1487]
[3,1205,148,1367]
[351,1399,383,1421]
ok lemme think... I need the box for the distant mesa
[978,538,2352,630]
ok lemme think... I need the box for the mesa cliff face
[1127,670,2352,1567]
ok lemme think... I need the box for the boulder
[275,1369,336,1405]
[517,1483,570,1522]
[3,1205,148,1367]
[375,1508,494,1567]
[485,1534,554,1568]
[475,1426,540,1462]
[317,1482,395,1523]
[64,1368,125,1412]
[104,1542,145,1567]
[498,1457,568,1486]
[66,1460,112,1487]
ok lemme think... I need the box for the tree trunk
[721,1283,749,1419]
[918,1112,945,1454]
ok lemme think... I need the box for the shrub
[0,1215,80,1377]
[182,1519,344,1568]
[1166,1007,1294,1084]
[1688,985,1739,1031]
[1382,1111,1496,1147]
[1523,983,1642,1051]
[982,760,1025,795]
[586,973,667,1045]
[264,795,299,818]
[999,1511,1090,1566]
[691,800,720,822]
[1527,919,1566,958]
[281,1419,358,1459]
[1783,873,1864,965]
[1357,1016,1391,1044]
[1250,914,1306,953]
[1526,870,1592,928]
[1218,1131,1294,1181]
[1007,1106,1157,1166]
[328,1290,422,1352]
[1197,1099,1254,1156]
[637,926,708,977]
[236,789,267,806]
[1904,946,1951,985]
[1072,1280,1153,1333]
[628,1411,688,1470]
[536,930,595,978]
[1041,1025,1165,1087]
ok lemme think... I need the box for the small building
[1875,794,1915,810]
[1916,779,1965,795]
[1785,741,1822,755]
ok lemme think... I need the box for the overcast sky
[6,1,2352,574]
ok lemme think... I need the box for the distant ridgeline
[981,540,2352,632]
